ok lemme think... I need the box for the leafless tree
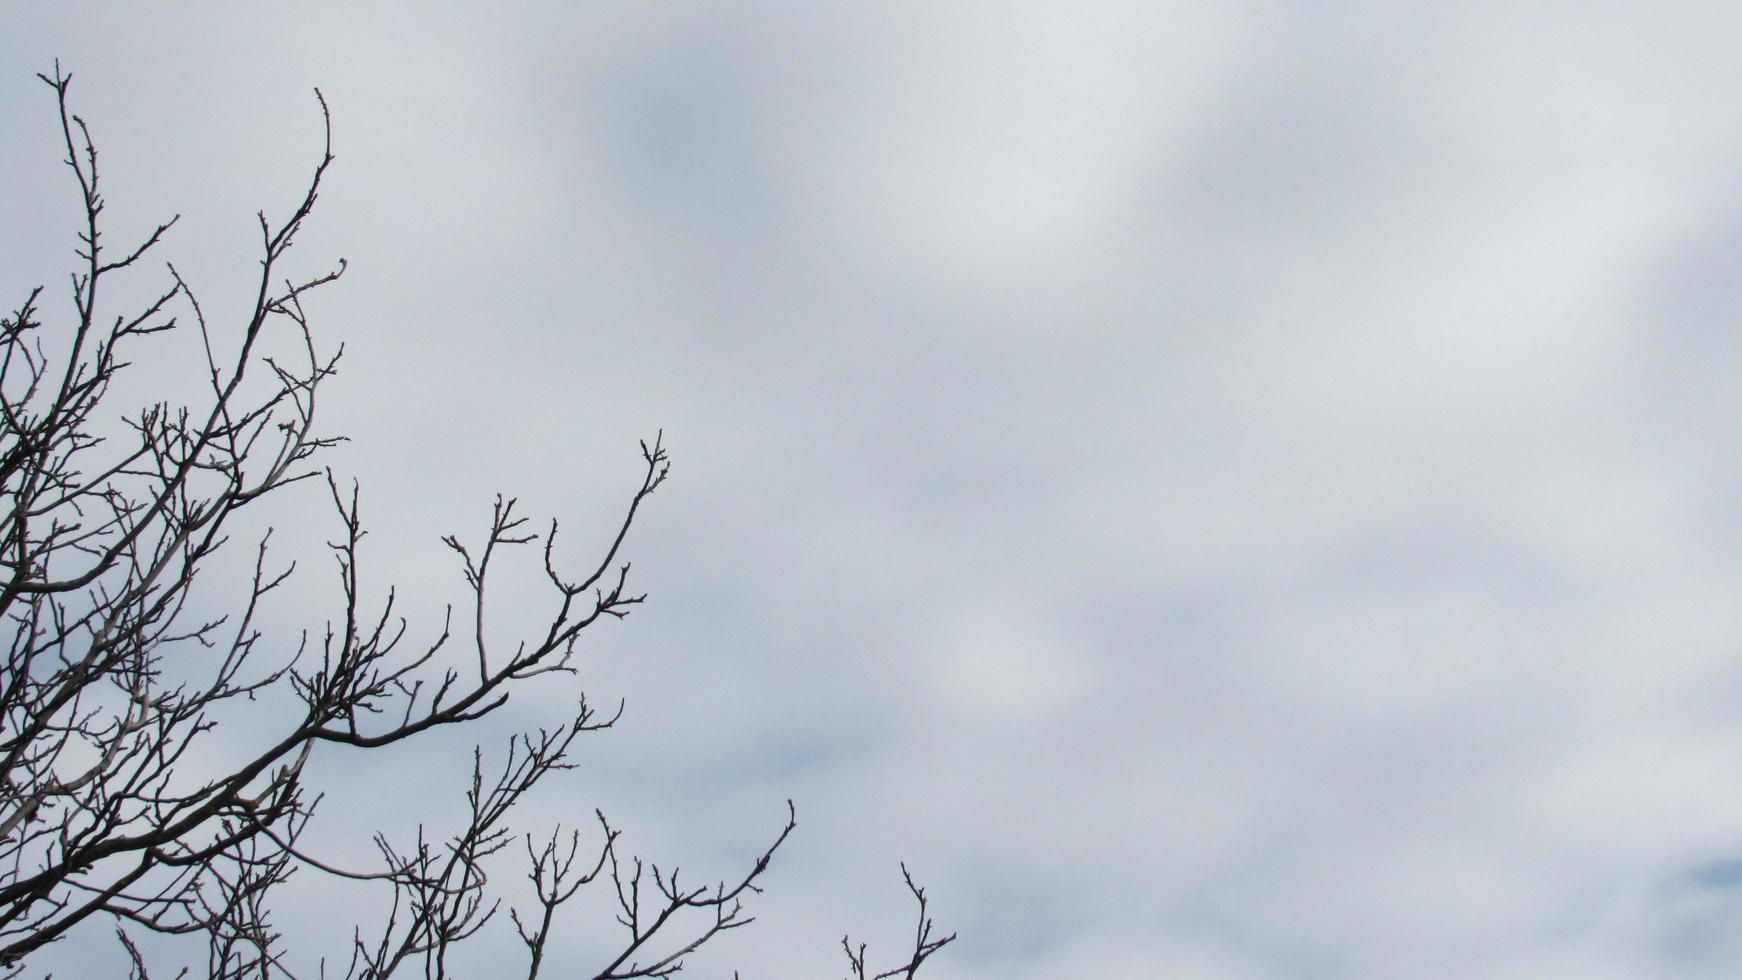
[0,64,952,979]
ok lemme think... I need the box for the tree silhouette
[0,64,951,979]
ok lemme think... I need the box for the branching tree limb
[841,866,957,980]
[0,64,951,980]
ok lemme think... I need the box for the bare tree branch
[0,64,951,980]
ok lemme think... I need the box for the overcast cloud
[8,3,1742,977]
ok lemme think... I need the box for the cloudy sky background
[8,3,1742,977]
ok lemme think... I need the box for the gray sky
[8,3,1742,977]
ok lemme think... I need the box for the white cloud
[11,2,1742,977]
